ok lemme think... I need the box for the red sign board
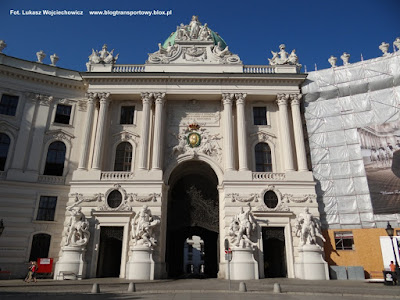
[36,258,53,273]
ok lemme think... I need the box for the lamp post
[0,219,4,236]
[386,222,400,284]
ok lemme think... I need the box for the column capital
[85,92,98,102]
[98,92,110,103]
[141,92,153,105]
[222,93,234,105]
[276,93,290,106]
[154,92,166,105]
[235,93,247,105]
[290,93,302,105]
[37,94,53,106]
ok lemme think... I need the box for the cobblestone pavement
[1,278,400,299]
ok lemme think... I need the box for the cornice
[81,75,304,86]
[0,64,85,91]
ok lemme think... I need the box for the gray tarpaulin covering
[302,51,400,229]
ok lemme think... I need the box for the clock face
[187,132,201,148]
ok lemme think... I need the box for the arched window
[44,141,66,176]
[264,191,278,208]
[114,142,132,171]
[29,233,51,261]
[255,142,272,172]
[0,133,10,171]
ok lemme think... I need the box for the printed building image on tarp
[302,50,400,228]
[358,121,400,214]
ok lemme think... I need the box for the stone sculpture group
[131,205,160,247]
[229,205,257,248]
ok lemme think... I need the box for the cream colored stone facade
[0,18,322,280]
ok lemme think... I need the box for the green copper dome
[161,17,228,50]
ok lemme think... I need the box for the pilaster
[235,93,249,171]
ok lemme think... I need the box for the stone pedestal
[295,245,329,280]
[126,246,155,280]
[54,246,87,280]
[229,247,259,280]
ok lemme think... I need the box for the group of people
[24,261,37,283]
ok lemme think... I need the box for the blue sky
[0,0,399,72]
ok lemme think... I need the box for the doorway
[97,226,123,277]
[166,161,219,278]
[263,227,287,278]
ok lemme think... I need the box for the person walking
[390,261,397,285]
[24,261,34,283]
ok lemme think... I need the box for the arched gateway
[165,161,219,278]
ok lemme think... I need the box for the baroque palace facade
[0,16,397,280]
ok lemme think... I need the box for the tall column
[222,93,235,171]
[235,93,249,171]
[92,92,110,170]
[276,93,295,171]
[290,93,308,172]
[152,92,166,170]
[139,92,153,170]
[78,93,96,170]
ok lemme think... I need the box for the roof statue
[0,40,6,53]
[340,52,350,65]
[268,44,301,67]
[328,55,337,68]
[379,42,390,56]
[147,16,241,65]
[86,44,119,71]
[394,37,400,52]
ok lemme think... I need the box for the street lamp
[386,222,400,284]
[0,219,4,236]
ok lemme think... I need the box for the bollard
[91,283,100,294]
[239,282,247,292]
[128,282,136,292]
[273,283,281,293]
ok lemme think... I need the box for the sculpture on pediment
[295,207,325,249]
[229,204,257,248]
[147,16,242,65]
[199,23,212,41]
[212,41,231,57]
[64,207,90,247]
[157,42,178,57]
[268,44,301,66]
[88,44,119,65]
[131,205,160,247]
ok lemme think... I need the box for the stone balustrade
[252,172,286,181]
[38,175,66,185]
[101,171,135,180]
[112,65,146,72]
[243,65,276,74]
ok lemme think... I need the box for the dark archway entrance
[166,161,219,278]
[262,227,287,278]
[96,226,123,277]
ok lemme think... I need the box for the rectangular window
[253,107,267,125]
[120,106,135,124]
[36,196,57,221]
[334,231,354,250]
[0,94,19,116]
[54,104,72,124]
